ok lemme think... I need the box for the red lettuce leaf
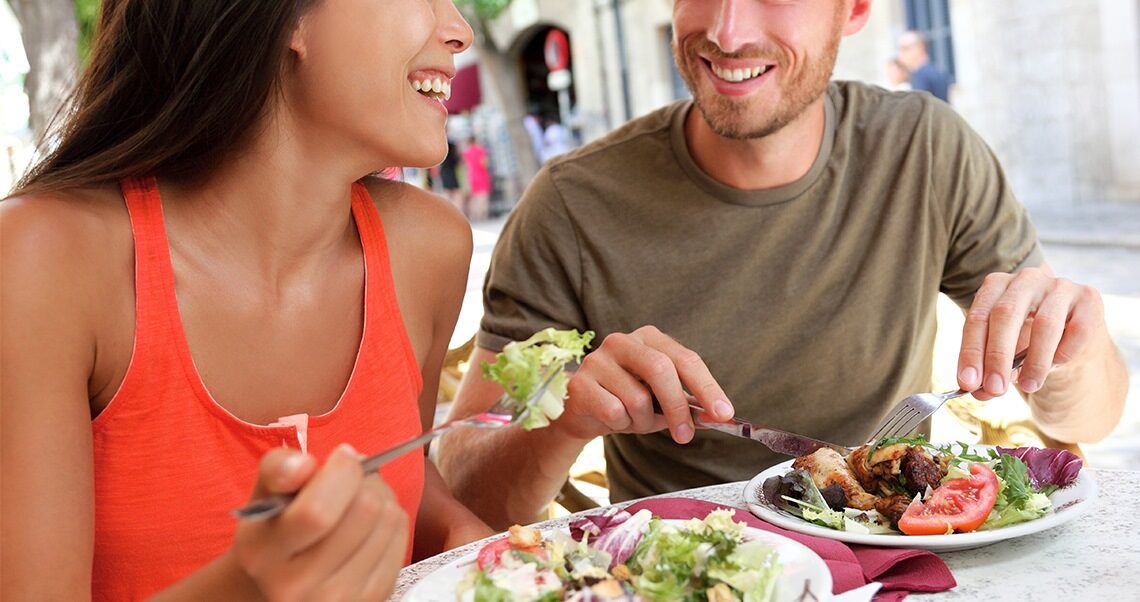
[997,446,1082,488]
[568,507,651,567]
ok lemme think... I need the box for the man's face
[672,0,848,140]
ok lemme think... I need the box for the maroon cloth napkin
[624,498,955,602]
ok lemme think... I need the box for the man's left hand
[957,265,1107,400]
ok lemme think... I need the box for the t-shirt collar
[669,85,837,207]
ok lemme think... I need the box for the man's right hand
[557,325,736,444]
[232,445,408,601]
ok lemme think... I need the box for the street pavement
[456,201,1140,471]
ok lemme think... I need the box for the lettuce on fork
[482,328,594,430]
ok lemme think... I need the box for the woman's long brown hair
[11,0,316,197]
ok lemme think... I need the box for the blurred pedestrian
[523,111,545,163]
[541,116,574,162]
[461,136,490,221]
[898,30,951,103]
[886,57,911,91]
[438,138,464,210]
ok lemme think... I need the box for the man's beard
[673,24,843,140]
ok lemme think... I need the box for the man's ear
[843,0,874,36]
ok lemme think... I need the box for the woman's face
[285,0,473,169]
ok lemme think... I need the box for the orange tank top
[91,176,424,600]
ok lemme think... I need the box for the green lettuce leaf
[481,328,594,430]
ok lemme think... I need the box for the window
[904,0,956,81]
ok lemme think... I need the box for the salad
[457,508,783,601]
[763,436,1083,536]
[482,328,594,430]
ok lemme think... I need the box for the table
[392,468,1140,600]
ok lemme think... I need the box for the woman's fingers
[289,474,404,599]
[313,483,409,601]
[234,447,409,601]
[276,444,366,554]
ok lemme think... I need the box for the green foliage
[455,0,511,21]
[74,0,100,64]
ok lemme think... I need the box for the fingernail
[714,399,733,418]
[337,443,360,459]
[1020,378,1039,393]
[282,453,306,475]
[985,373,1005,394]
[960,367,978,387]
[675,423,693,444]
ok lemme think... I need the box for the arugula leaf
[993,454,1033,509]
[867,434,931,458]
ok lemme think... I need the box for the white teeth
[711,63,769,83]
[410,76,452,100]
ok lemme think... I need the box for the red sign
[544,29,570,72]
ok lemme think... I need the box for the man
[436,0,1128,529]
[897,30,952,103]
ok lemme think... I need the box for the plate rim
[743,443,1098,549]
[402,518,834,601]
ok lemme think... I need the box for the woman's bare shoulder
[1,185,134,295]
[358,176,472,256]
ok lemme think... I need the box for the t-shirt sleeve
[930,102,1045,309]
[476,166,588,351]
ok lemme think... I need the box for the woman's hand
[232,445,409,601]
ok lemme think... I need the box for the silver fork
[864,349,1028,444]
[232,369,559,520]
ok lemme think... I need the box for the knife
[689,407,851,457]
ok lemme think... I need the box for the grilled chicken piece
[793,448,880,510]
[848,443,946,497]
[873,494,912,527]
[901,446,943,495]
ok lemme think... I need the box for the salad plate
[744,444,1096,553]
[402,519,833,601]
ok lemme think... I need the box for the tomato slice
[898,463,999,535]
[474,537,547,571]
[475,538,513,571]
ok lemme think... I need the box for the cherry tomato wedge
[898,463,999,535]
[475,537,547,570]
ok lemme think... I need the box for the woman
[1,0,491,599]
[460,135,491,221]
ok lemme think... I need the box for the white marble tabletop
[391,468,1140,601]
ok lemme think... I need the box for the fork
[864,349,1028,444]
[232,369,559,520]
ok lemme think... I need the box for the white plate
[403,521,833,601]
[744,445,1097,553]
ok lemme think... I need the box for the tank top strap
[118,176,183,360]
[349,181,423,394]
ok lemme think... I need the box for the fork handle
[232,427,450,521]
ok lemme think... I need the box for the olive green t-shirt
[477,81,1043,501]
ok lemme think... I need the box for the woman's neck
[160,110,368,285]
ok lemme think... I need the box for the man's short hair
[898,30,928,49]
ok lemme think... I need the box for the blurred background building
[470,0,1139,212]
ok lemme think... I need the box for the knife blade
[690,408,851,457]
